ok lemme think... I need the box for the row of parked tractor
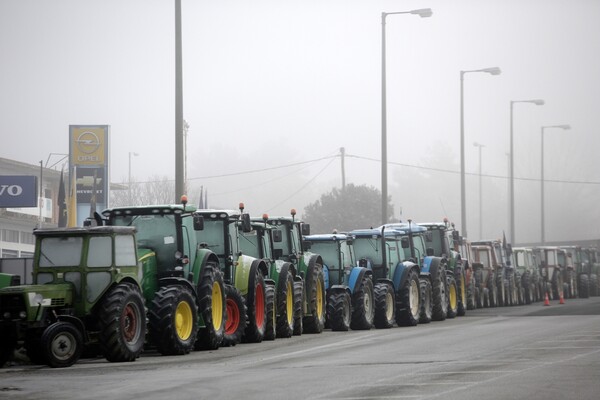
[0,197,598,369]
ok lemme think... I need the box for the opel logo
[76,131,101,154]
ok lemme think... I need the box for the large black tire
[578,274,590,299]
[303,265,326,334]
[456,270,467,316]
[590,274,599,296]
[495,270,505,307]
[507,272,515,306]
[396,269,420,326]
[418,278,433,324]
[276,270,295,338]
[446,274,458,319]
[195,265,226,350]
[0,329,16,367]
[522,272,532,304]
[223,285,247,347]
[466,273,476,311]
[98,282,146,362]
[488,274,498,307]
[374,281,395,328]
[482,287,490,308]
[552,272,563,300]
[264,284,276,341]
[431,267,447,321]
[149,285,198,355]
[292,280,304,336]
[327,291,351,331]
[350,276,374,330]
[243,270,267,343]
[40,321,83,368]
[475,269,484,309]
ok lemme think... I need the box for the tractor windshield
[309,241,341,271]
[38,236,83,267]
[353,237,382,265]
[515,251,526,268]
[195,219,227,258]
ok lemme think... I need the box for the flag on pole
[198,186,204,208]
[57,167,67,227]
[67,166,78,227]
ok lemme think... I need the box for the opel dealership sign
[0,176,38,207]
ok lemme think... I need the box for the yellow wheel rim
[461,275,466,304]
[450,284,458,309]
[286,280,294,325]
[212,282,223,331]
[316,276,324,318]
[175,300,194,341]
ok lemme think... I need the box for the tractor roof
[194,209,240,219]
[102,204,195,217]
[349,228,405,239]
[33,226,136,237]
[380,223,427,234]
[305,233,349,242]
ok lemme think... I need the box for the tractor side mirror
[401,237,410,249]
[272,229,282,243]
[193,215,204,231]
[301,223,311,236]
[241,213,252,233]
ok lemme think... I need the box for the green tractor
[238,211,298,339]
[418,221,465,316]
[101,198,226,354]
[0,226,146,368]
[193,206,276,345]
[264,210,326,334]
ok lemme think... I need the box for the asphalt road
[1,297,599,400]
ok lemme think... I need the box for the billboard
[0,175,38,207]
[69,125,110,226]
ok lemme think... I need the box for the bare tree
[110,175,175,207]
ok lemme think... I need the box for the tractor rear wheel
[590,274,598,296]
[264,284,276,341]
[303,265,326,334]
[327,291,351,331]
[578,274,590,298]
[98,282,146,362]
[195,265,226,350]
[40,321,83,368]
[276,271,295,338]
[222,285,247,346]
[418,278,433,324]
[431,268,447,321]
[292,280,304,336]
[482,287,489,308]
[466,273,476,310]
[396,269,420,326]
[149,285,198,355]
[374,281,395,328]
[0,329,16,367]
[446,274,458,319]
[489,274,498,307]
[350,276,374,330]
[522,272,532,304]
[243,270,267,343]
[456,270,467,316]
[496,270,506,307]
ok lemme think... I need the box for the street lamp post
[509,99,544,244]
[381,8,432,225]
[541,124,570,244]
[459,67,501,238]
[473,142,485,239]
[128,152,139,205]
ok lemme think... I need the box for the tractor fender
[422,256,444,280]
[303,253,324,278]
[190,248,221,287]
[158,277,197,298]
[323,264,331,290]
[56,314,89,343]
[392,261,419,291]
[348,267,371,294]
[328,284,352,297]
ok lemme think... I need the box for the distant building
[0,157,63,257]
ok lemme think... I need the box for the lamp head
[557,124,571,130]
[482,67,501,75]
[411,8,433,18]
[531,99,545,106]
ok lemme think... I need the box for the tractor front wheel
[264,284,276,341]
[418,278,433,324]
[292,280,304,336]
[40,321,83,368]
[327,291,351,331]
[222,284,247,347]
[374,281,395,328]
[396,269,420,326]
[446,274,458,319]
[243,270,267,343]
[303,265,326,334]
[276,271,295,338]
[351,276,374,330]
[195,264,226,350]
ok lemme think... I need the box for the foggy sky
[1,0,599,244]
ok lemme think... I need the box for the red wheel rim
[255,283,265,328]
[122,303,138,343]
[225,298,240,335]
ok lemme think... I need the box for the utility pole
[174,0,184,202]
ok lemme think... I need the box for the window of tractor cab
[39,236,83,267]
[195,219,226,257]
[88,236,112,267]
[310,241,340,270]
[115,234,137,266]
[353,237,383,265]
[516,251,526,267]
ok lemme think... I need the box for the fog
[1,0,599,244]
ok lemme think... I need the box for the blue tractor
[303,233,375,331]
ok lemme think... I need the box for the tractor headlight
[19,311,27,319]
[3,312,10,319]
[33,293,44,305]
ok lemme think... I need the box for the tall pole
[509,99,544,245]
[541,127,545,245]
[340,147,346,189]
[38,160,43,228]
[380,8,432,225]
[460,71,466,237]
[474,143,484,239]
[381,12,388,225]
[175,0,184,203]
[459,67,500,238]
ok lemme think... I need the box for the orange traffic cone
[559,291,565,304]
[544,292,550,306]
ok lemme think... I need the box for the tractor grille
[0,293,26,320]
[51,298,66,307]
